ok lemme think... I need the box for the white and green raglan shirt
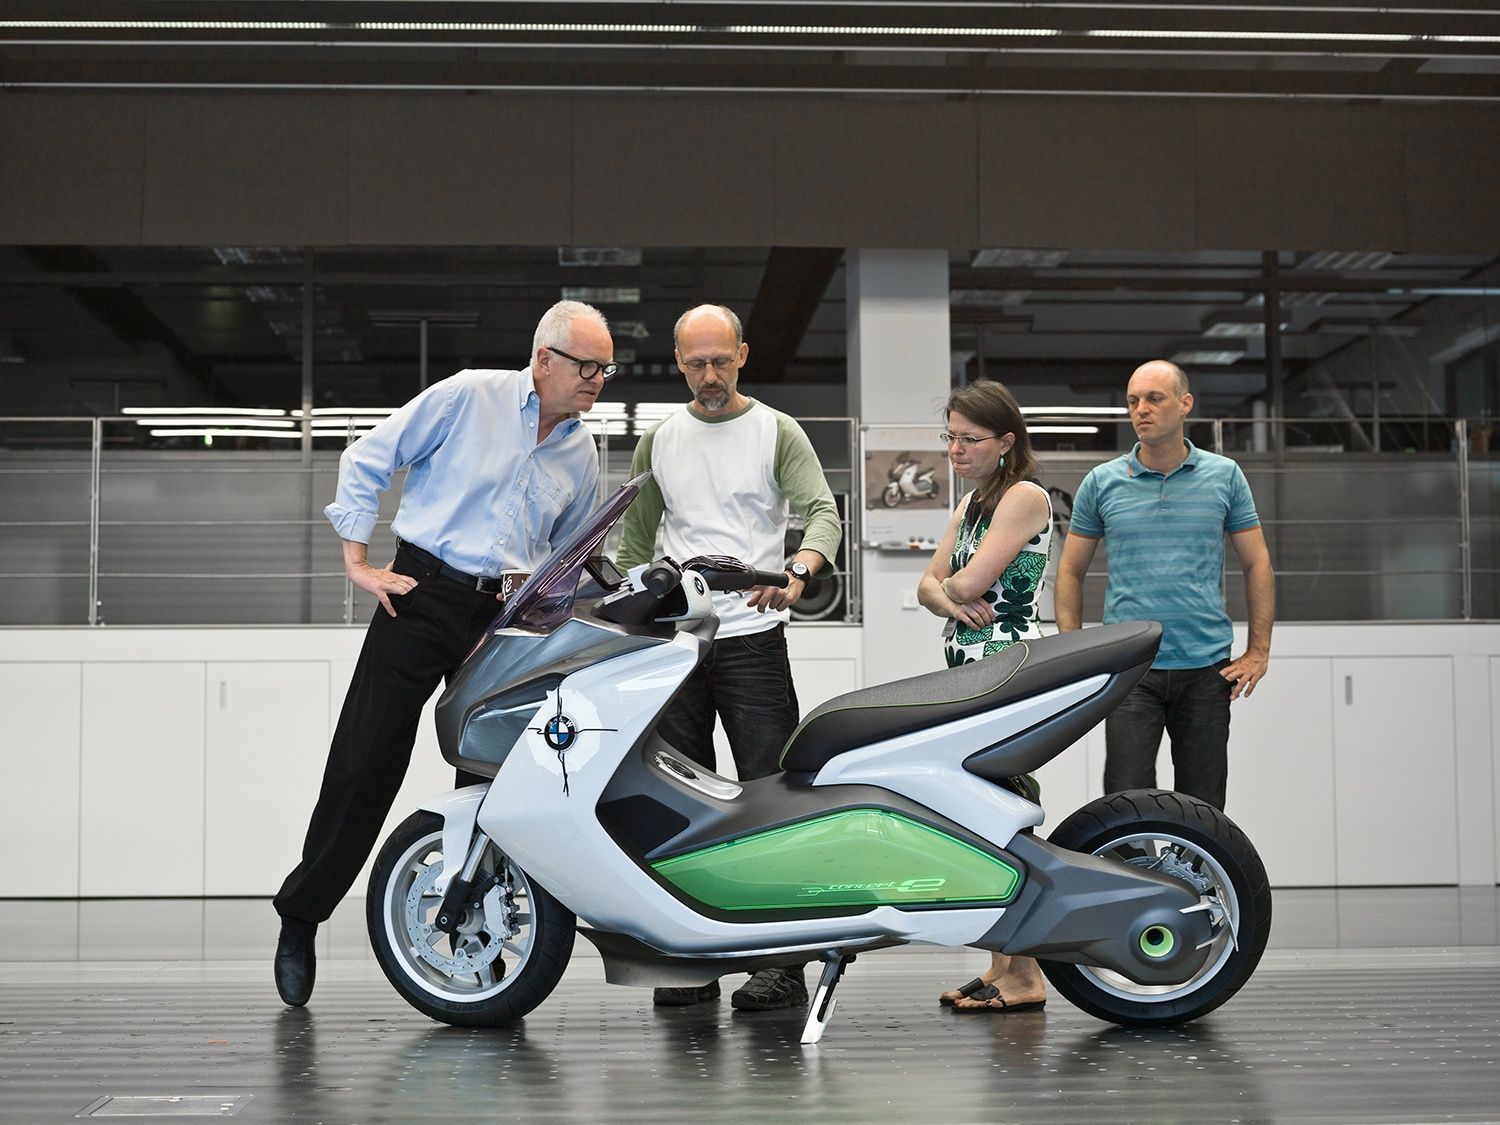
[616,398,843,639]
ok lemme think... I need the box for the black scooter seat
[779,621,1162,775]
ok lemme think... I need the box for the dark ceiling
[1,3,1497,426]
[3,1,1499,100]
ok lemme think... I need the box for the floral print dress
[944,481,1052,668]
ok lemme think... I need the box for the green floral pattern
[943,485,1052,669]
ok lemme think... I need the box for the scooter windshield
[488,471,649,635]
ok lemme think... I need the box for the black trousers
[274,544,501,925]
[1103,661,1233,811]
[656,624,800,783]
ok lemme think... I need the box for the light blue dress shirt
[324,367,600,577]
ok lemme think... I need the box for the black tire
[1039,789,1272,1027]
[367,811,575,1027]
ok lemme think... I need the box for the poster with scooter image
[861,425,953,549]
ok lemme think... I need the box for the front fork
[419,785,492,935]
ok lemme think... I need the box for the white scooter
[366,474,1271,1043]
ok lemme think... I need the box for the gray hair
[533,300,610,358]
[673,304,743,349]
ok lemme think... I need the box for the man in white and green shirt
[616,303,841,1011]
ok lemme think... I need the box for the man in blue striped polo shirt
[1054,360,1275,810]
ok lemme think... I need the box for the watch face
[789,562,810,579]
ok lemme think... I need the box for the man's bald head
[673,304,743,350]
[1132,359,1189,396]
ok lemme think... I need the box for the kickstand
[800,952,855,1045]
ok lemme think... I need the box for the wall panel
[0,94,148,243]
[571,95,776,246]
[347,94,573,245]
[977,98,1198,251]
[142,93,352,245]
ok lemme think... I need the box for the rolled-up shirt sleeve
[323,377,460,543]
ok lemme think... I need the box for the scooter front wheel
[1039,789,1271,1027]
[367,811,574,1027]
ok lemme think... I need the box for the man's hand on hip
[1221,651,1268,700]
[350,561,418,617]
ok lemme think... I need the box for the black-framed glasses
[547,346,619,382]
[939,430,1000,449]
[680,355,738,374]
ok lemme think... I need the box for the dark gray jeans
[1103,660,1232,811]
[656,623,800,782]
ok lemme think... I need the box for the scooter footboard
[976,833,1214,985]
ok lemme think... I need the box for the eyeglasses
[680,355,737,375]
[546,346,619,382]
[940,431,1000,449]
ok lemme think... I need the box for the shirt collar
[522,364,581,434]
[1127,438,1198,478]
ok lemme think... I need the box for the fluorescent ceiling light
[562,287,640,304]
[5,22,1494,45]
[559,247,642,267]
[1030,425,1101,435]
[134,417,296,428]
[122,406,287,416]
[1203,319,1266,338]
[951,289,1030,307]
[971,249,1068,269]
[306,407,398,417]
[1021,406,1128,416]
[1169,349,1246,365]
[147,428,373,439]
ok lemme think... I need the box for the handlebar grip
[641,562,681,596]
[750,569,790,589]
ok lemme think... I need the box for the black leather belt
[398,540,511,595]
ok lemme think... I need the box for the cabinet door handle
[219,681,228,710]
[1344,675,1352,705]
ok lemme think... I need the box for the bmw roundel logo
[543,714,578,751]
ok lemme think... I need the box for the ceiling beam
[744,248,844,384]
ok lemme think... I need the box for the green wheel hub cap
[1140,925,1176,958]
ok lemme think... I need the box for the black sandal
[938,976,989,1007]
[951,984,1046,1014]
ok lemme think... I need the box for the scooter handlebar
[682,555,789,592]
[639,561,682,596]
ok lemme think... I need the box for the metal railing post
[87,417,102,626]
[1457,418,1472,620]
[848,417,862,624]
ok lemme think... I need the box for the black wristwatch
[785,561,811,583]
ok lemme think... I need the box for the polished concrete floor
[1,888,1497,1123]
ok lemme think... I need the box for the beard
[695,382,731,411]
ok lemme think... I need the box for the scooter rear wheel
[1039,789,1271,1027]
[367,811,574,1027]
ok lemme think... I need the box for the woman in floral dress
[917,379,1052,1013]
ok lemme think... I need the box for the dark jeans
[656,623,799,783]
[1103,660,1232,811]
[274,543,499,925]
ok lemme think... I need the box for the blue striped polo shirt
[1068,441,1260,669]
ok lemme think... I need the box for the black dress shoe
[274,919,317,1007]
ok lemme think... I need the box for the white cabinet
[1332,657,1457,884]
[80,663,206,896]
[204,662,331,895]
[0,663,82,896]
[1223,659,1337,887]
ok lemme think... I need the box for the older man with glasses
[616,303,841,1013]
[272,300,615,1008]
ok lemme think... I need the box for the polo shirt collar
[1127,438,1199,478]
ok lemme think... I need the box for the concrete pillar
[846,249,952,687]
